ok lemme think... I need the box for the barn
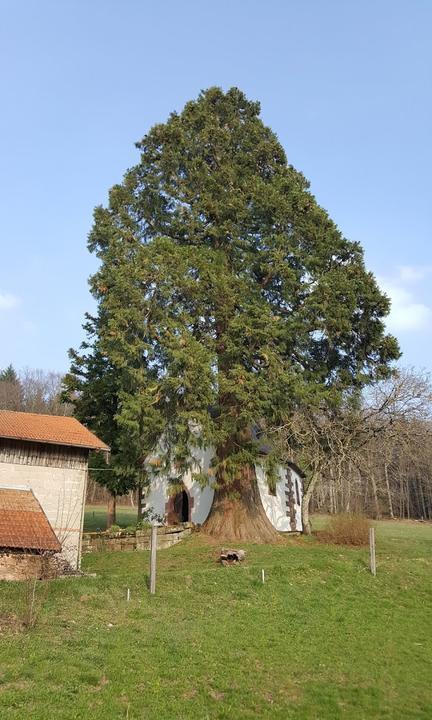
[0,410,108,573]
[0,485,61,581]
[142,446,304,533]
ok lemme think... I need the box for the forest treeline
[1,363,431,521]
[0,365,72,416]
[279,368,432,524]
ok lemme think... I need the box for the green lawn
[0,519,431,719]
[84,504,138,532]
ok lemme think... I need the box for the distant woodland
[281,368,432,522]
[1,364,431,521]
[0,365,72,416]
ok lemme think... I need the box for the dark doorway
[173,489,189,523]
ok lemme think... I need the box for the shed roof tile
[0,411,108,451]
[0,487,61,552]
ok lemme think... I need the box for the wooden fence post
[149,525,157,594]
[369,527,376,576]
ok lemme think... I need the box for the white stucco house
[0,410,109,570]
[142,446,304,533]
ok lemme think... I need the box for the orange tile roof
[0,411,109,451]
[0,487,61,552]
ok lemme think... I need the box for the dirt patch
[0,679,33,693]
[0,613,25,635]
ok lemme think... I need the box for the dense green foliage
[1,520,431,719]
[65,348,140,496]
[65,87,399,499]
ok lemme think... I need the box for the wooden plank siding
[0,439,88,470]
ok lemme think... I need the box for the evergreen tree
[0,364,19,384]
[64,345,142,527]
[0,364,23,410]
[66,87,399,540]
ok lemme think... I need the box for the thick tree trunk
[203,464,279,543]
[107,493,117,529]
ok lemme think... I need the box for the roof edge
[0,433,109,451]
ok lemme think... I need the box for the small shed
[0,485,61,581]
[0,411,108,570]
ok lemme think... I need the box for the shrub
[20,579,50,630]
[124,525,137,534]
[319,513,371,546]
[107,524,122,535]
[135,519,152,530]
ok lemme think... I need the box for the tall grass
[319,513,371,546]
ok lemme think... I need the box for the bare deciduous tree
[278,369,432,531]
[0,366,73,415]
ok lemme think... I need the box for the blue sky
[0,0,431,373]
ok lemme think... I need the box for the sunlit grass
[0,518,431,719]
[84,504,138,532]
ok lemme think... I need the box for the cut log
[219,548,246,565]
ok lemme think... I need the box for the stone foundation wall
[81,523,193,554]
[0,552,60,581]
[136,524,193,550]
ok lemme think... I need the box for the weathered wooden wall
[0,439,88,469]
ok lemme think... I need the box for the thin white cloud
[398,265,432,284]
[378,276,431,332]
[0,292,19,310]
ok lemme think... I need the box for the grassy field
[84,505,138,532]
[0,519,431,719]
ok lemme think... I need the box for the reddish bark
[203,464,279,543]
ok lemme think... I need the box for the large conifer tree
[66,87,399,541]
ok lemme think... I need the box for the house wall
[143,447,215,525]
[0,440,88,569]
[256,464,303,532]
[143,446,303,532]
